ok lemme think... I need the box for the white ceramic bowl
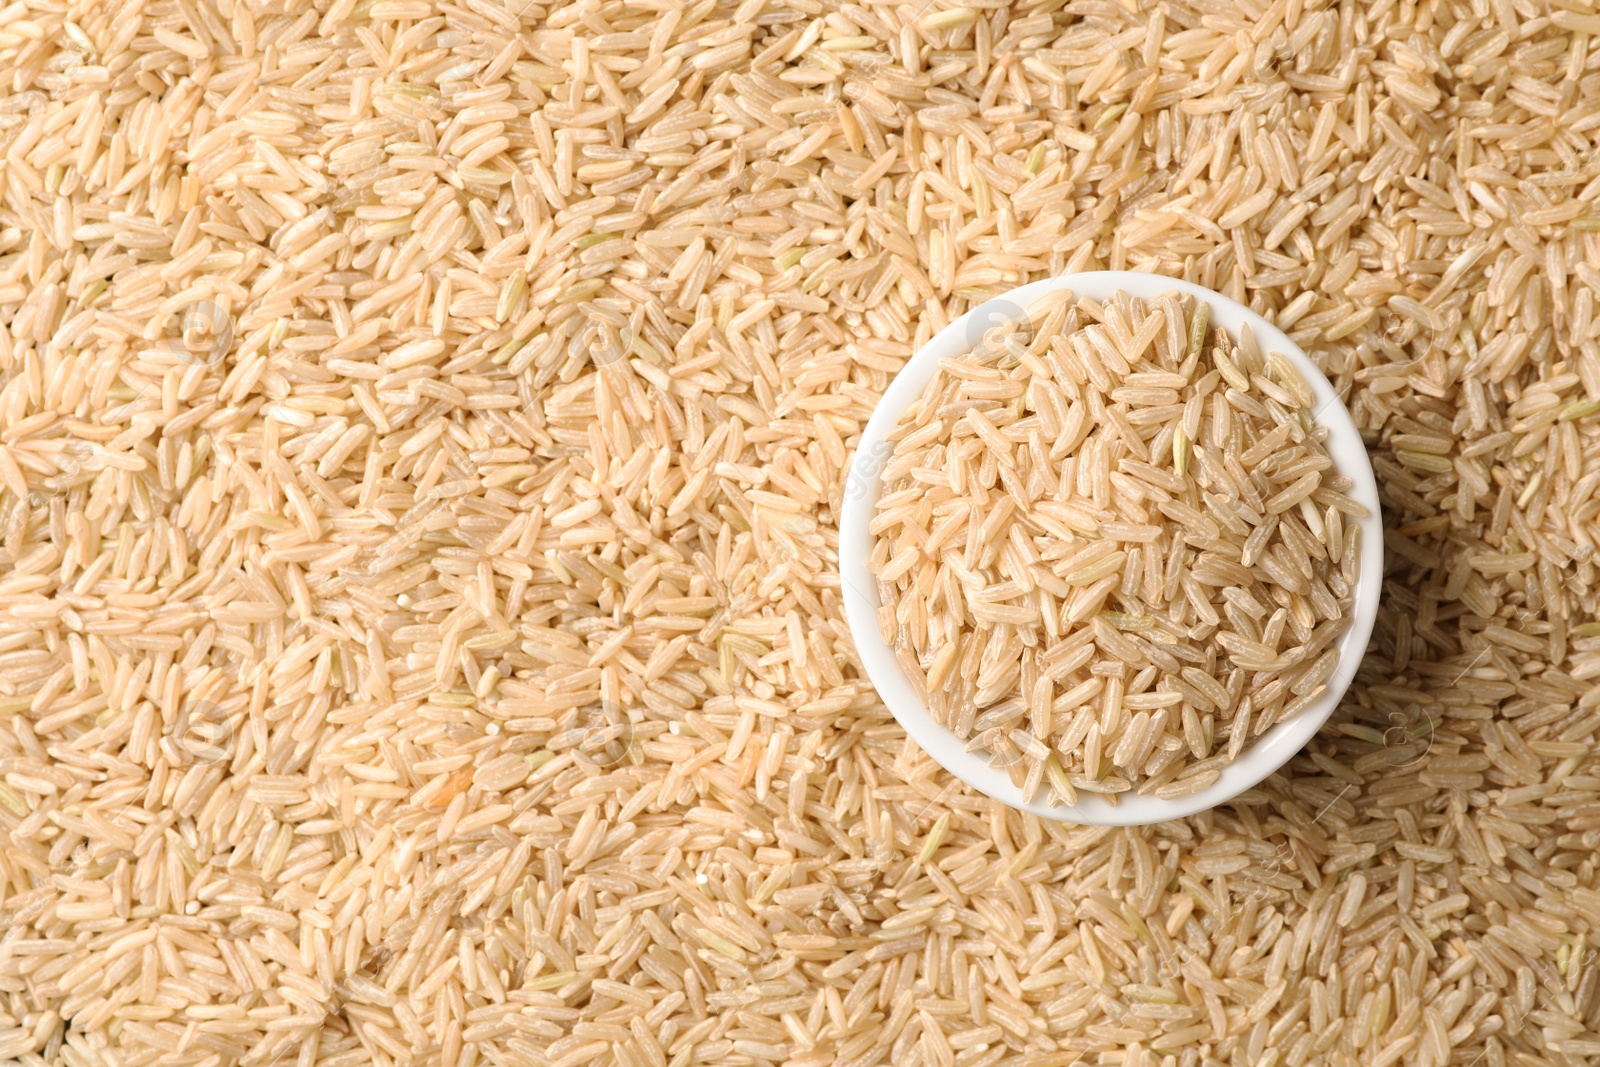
[840,271,1383,825]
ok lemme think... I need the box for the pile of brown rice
[871,289,1364,803]
[2,0,1599,1065]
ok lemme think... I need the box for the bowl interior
[839,271,1383,825]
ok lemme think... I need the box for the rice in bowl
[870,288,1368,804]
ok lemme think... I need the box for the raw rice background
[0,0,1599,1066]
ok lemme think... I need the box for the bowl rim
[839,270,1384,826]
